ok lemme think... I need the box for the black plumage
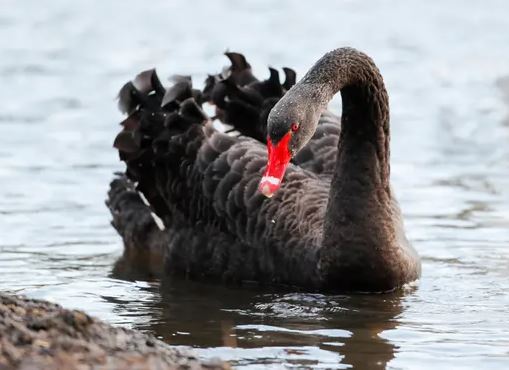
[108,48,421,292]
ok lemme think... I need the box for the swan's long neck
[302,48,390,191]
[301,49,395,285]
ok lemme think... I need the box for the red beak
[259,132,292,198]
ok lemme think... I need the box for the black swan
[108,47,421,292]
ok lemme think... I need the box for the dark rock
[0,293,229,370]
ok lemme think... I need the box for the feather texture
[111,68,328,287]
[108,48,421,292]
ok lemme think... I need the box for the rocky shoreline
[0,293,228,370]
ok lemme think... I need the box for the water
[1,0,509,368]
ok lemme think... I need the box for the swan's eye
[291,123,299,132]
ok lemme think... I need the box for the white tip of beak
[259,176,281,198]
[260,184,274,198]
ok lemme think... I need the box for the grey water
[1,0,509,368]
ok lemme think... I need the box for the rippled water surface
[1,0,509,368]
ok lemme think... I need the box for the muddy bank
[0,293,228,370]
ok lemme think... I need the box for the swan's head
[259,93,320,198]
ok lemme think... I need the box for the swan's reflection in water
[111,267,410,369]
